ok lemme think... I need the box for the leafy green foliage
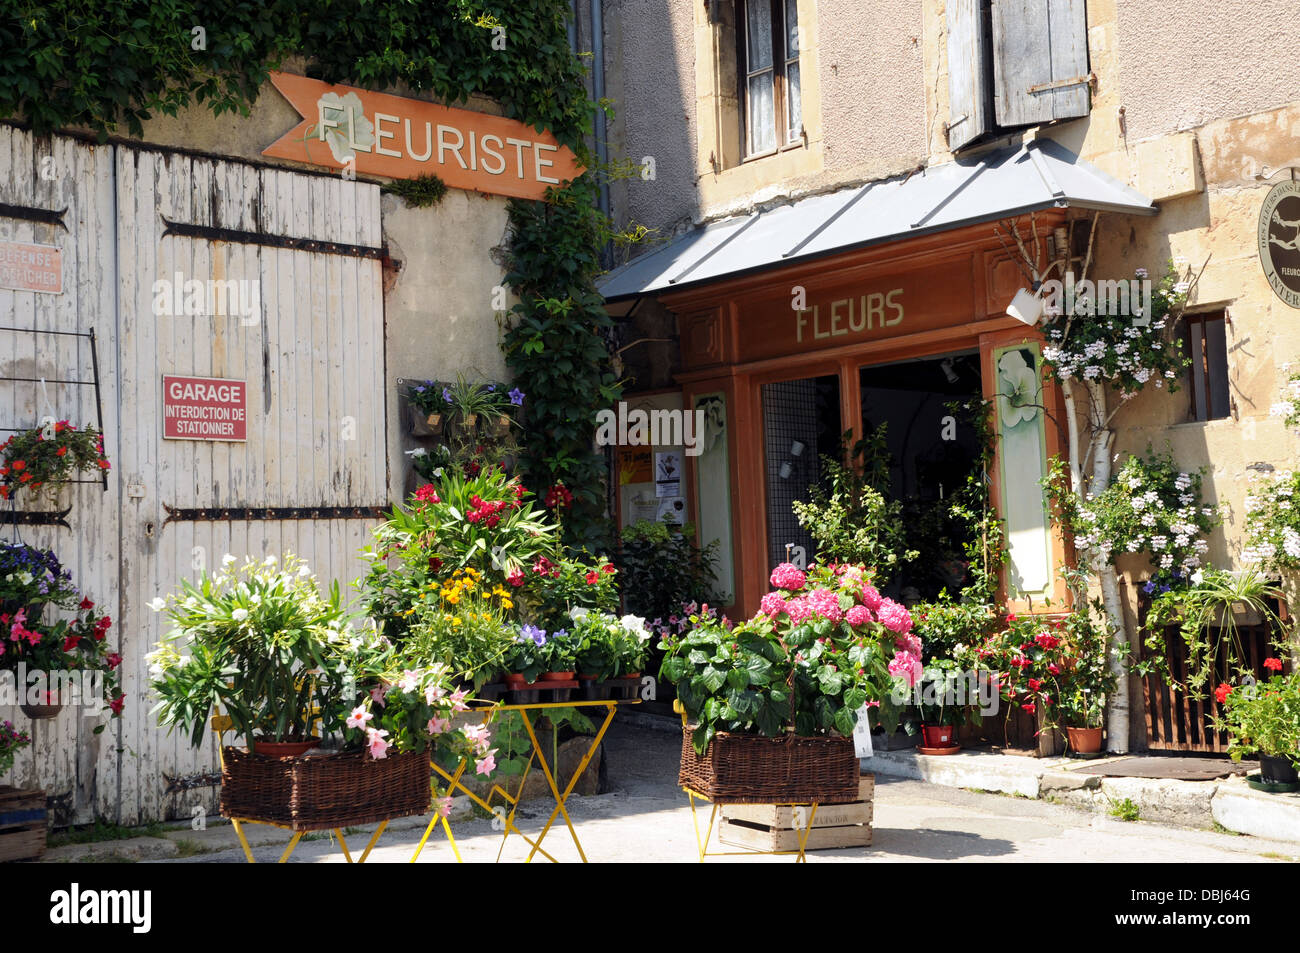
[382,173,448,208]
[1,1,593,153]
[792,427,914,584]
[503,176,623,551]
[615,520,722,623]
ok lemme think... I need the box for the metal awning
[599,138,1155,302]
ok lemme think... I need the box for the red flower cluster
[532,556,560,578]
[414,484,441,505]
[1214,683,1232,704]
[543,483,573,509]
[1263,657,1284,672]
[466,494,514,527]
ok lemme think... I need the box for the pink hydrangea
[859,584,883,611]
[876,598,913,634]
[770,562,807,591]
[803,587,843,623]
[784,596,813,625]
[845,604,873,627]
[887,649,923,688]
[760,591,788,618]
[894,632,923,658]
[839,565,866,586]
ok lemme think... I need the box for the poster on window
[994,343,1052,598]
[655,450,682,498]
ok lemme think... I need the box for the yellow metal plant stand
[213,715,392,864]
[410,697,634,864]
[682,787,821,863]
[673,699,821,863]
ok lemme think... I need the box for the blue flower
[520,624,548,647]
[508,388,525,406]
[442,387,453,403]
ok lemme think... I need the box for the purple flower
[520,624,547,647]
[509,387,525,406]
[442,387,453,403]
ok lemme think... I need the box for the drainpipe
[568,0,577,52]
[590,0,610,228]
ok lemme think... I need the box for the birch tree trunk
[1083,379,1130,753]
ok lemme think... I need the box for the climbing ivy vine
[2,0,624,549]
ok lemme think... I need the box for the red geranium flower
[1263,657,1283,672]
[1214,683,1232,704]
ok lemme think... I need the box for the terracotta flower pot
[541,671,575,681]
[1066,727,1103,753]
[622,672,641,680]
[504,673,537,688]
[253,737,321,759]
[921,724,957,748]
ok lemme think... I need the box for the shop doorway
[858,350,983,600]
[760,373,841,569]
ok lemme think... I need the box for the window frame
[1183,311,1231,422]
[738,0,803,161]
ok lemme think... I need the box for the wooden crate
[719,776,873,852]
[0,786,47,862]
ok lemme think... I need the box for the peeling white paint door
[0,126,387,825]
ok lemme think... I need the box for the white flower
[262,555,277,567]
[620,614,651,641]
[147,597,166,612]
[568,606,589,621]
[405,448,427,458]
[222,553,236,566]
[297,564,311,578]
[232,608,250,622]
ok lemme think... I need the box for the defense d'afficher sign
[263,72,584,201]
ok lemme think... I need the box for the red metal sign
[0,240,62,293]
[162,375,247,442]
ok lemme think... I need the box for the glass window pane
[748,72,776,153]
[1205,316,1231,419]
[747,0,773,70]
[787,62,802,137]
[785,0,799,55]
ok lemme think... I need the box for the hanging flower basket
[220,747,431,831]
[678,726,860,804]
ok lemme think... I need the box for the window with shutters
[946,0,1091,152]
[739,0,804,159]
[1184,312,1231,422]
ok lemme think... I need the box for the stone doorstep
[42,795,480,863]
[864,749,1300,843]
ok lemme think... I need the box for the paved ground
[130,717,1299,864]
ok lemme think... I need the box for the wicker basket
[679,725,860,804]
[220,747,430,831]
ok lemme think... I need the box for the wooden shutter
[946,0,993,151]
[991,0,1090,128]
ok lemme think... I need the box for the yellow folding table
[410,696,635,864]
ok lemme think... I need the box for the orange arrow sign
[262,72,584,201]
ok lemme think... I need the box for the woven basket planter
[678,725,860,804]
[220,748,430,831]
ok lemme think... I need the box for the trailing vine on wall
[3,1,628,549]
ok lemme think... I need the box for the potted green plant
[1,553,123,723]
[407,380,451,430]
[1,542,79,621]
[0,422,110,503]
[445,374,495,431]
[917,659,963,751]
[659,562,911,802]
[148,554,354,756]
[541,626,578,680]
[1212,660,1300,791]
[503,625,549,688]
